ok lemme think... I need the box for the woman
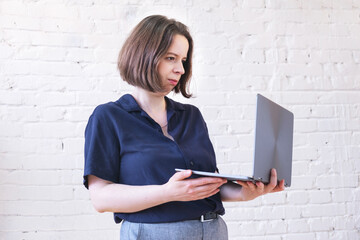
[84,15,285,240]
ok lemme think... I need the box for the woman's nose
[174,61,185,75]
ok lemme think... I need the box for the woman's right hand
[163,170,227,202]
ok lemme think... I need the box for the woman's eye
[166,56,175,61]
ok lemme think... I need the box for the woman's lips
[168,79,178,86]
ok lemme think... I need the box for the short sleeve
[83,111,120,189]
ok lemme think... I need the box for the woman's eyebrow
[167,52,187,60]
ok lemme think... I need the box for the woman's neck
[131,87,167,126]
[132,88,165,112]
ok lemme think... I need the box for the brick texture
[0,0,359,239]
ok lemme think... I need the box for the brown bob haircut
[118,15,193,98]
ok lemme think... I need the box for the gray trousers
[120,216,228,240]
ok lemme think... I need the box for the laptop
[176,94,294,187]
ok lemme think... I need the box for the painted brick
[308,190,332,203]
[302,204,347,218]
[287,219,310,233]
[0,0,359,239]
[286,191,309,205]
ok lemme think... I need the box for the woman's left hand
[236,168,285,201]
[220,168,285,202]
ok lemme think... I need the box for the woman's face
[157,34,189,94]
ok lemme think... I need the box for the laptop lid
[252,94,294,187]
[176,94,294,187]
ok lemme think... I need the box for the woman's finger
[265,168,278,192]
[235,181,249,188]
[271,179,285,193]
[255,181,264,193]
[185,182,223,200]
[171,170,192,181]
[247,181,256,191]
[190,177,227,188]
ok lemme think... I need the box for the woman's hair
[118,15,193,98]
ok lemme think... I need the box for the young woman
[84,15,285,240]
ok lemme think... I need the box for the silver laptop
[176,94,294,187]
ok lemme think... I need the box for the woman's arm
[220,168,285,202]
[88,170,227,213]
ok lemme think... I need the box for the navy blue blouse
[83,94,225,223]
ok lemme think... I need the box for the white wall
[0,0,359,239]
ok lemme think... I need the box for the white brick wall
[0,0,359,239]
